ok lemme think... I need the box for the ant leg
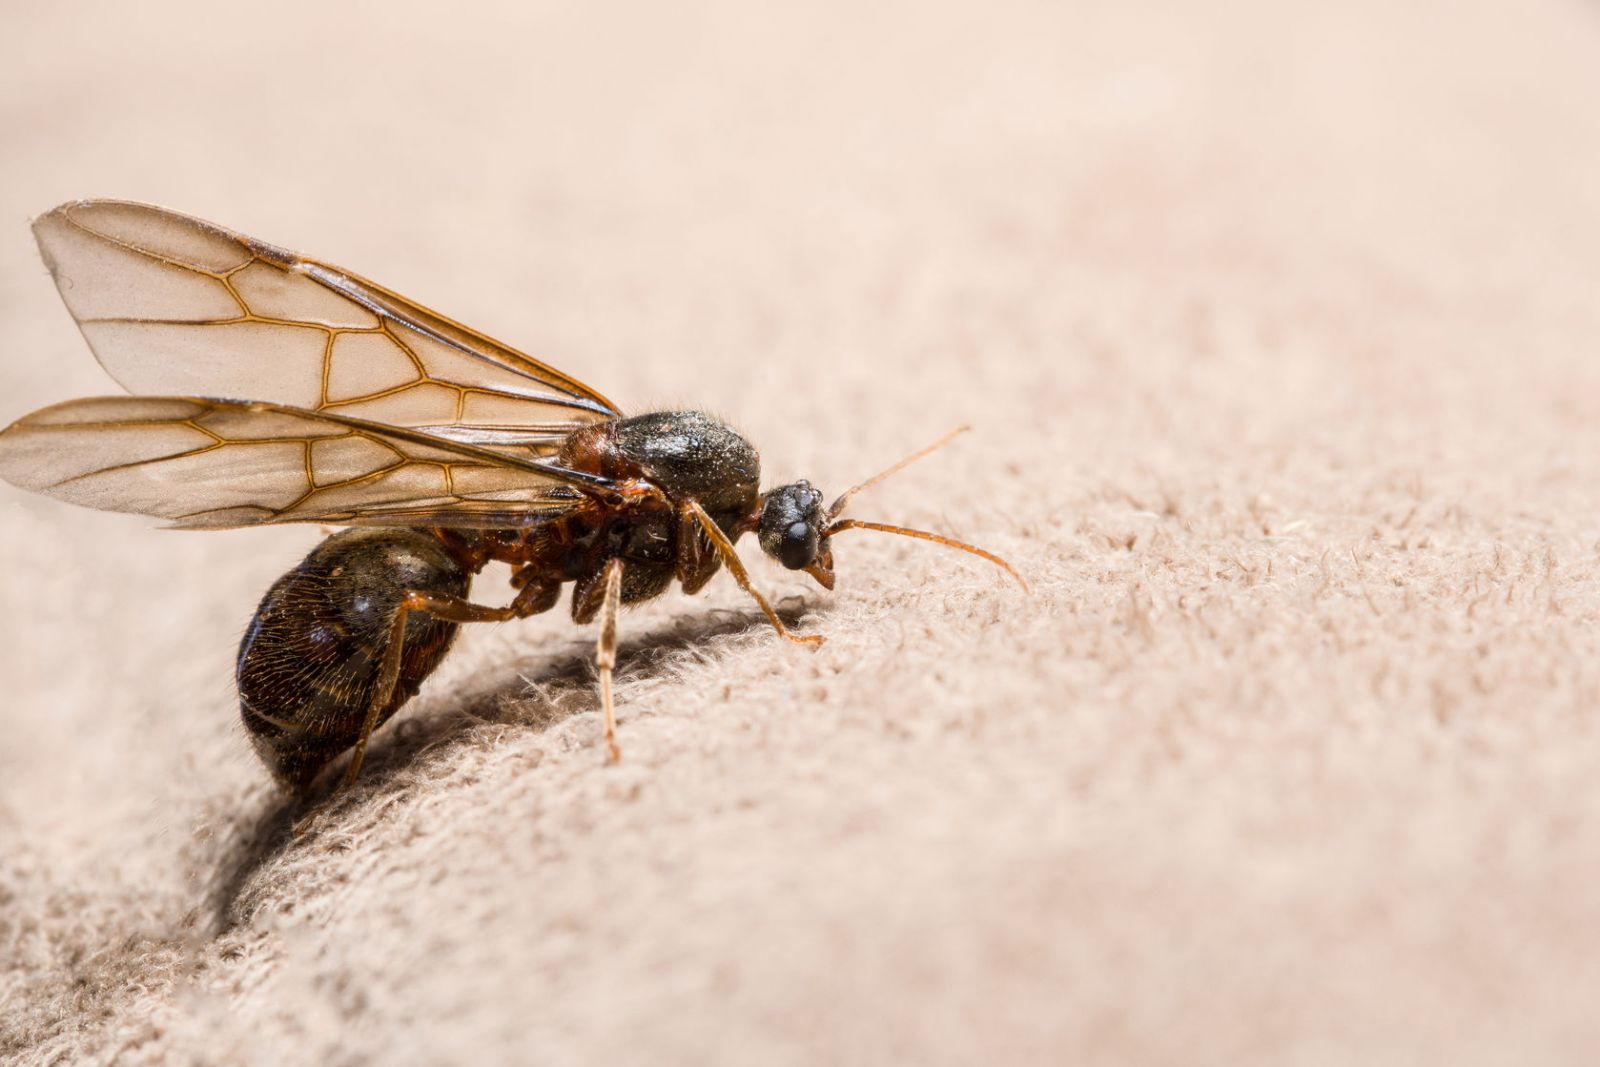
[595,557,624,762]
[341,583,560,788]
[684,500,824,647]
[675,507,719,594]
[294,581,559,836]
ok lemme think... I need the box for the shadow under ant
[202,596,814,932]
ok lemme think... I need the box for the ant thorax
[561,410,762,531]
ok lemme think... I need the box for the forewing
[31,200,621,455]
[0,397,604,529]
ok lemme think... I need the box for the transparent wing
[31,200,621,455]
[0,396,609,530]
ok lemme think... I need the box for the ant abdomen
[237,528,469,794]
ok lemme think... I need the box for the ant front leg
[684,500,824,647]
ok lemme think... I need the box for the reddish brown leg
[293,579,560,835]
[595,557,624,762]
[340,584,559,787]
[684,500,824,647]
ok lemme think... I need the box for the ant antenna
[827,424,971,519]
[826,519,1030,592]
[822,424,1028,591]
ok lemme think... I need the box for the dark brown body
[238,411,761,792]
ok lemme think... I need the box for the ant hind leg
[291,582,556,836]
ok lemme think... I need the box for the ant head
[756,479,836,589]
[746,426,1029,596]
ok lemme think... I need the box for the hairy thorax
[443,411,762,603]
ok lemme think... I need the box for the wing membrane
[32,200,621,455]
[0,397,605,529]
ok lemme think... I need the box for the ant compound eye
[779,521,818,569]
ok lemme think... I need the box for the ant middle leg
[594,559,624,762]
[571,558,627,762]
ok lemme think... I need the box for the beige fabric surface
[4,2,1600,1063]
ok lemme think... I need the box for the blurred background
[4,2,1600,1063]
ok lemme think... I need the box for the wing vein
[29,200,624,462]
